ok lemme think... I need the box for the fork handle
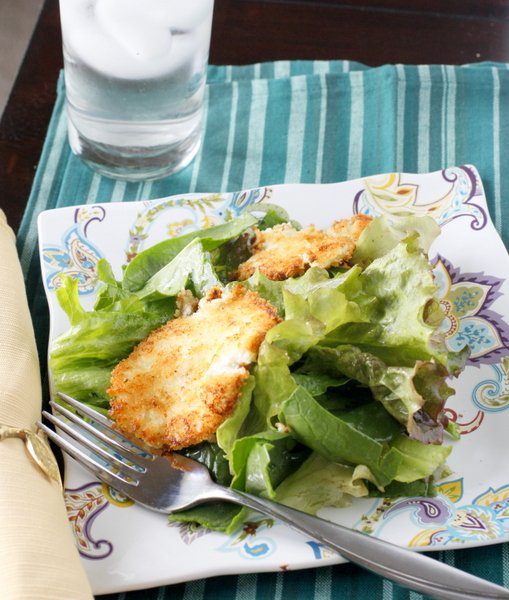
[212,485,509,600]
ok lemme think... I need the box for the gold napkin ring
[0,424,62,488]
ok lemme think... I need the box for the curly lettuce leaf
[261,284,368,366]
[50,309,166,410]
[324,236,450,368]
[282,286,368,336]
[352,214,441,267]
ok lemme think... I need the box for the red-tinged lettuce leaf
[298,345,456,444]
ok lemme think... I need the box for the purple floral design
[65,482,113,559]
[356,479,509,547]
[167,520,214,546]
[441,165,487,231]
[433,256,509,365]
[384,497,453,525]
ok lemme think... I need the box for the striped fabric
[17,60,509,600]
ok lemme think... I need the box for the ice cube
[61,0,212,79]
[162,0,214,31]
[167,26,210,73]
[59,0,92,35]
[61,0,123,75]
[96,0,173,62]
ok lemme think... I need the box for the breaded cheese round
[108,285,281,451]
[232,213,373,281]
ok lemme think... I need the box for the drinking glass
[58,0,214,181]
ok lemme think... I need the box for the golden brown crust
[328,213,374,242]
[108,285,281,450]
[231,214,373,281]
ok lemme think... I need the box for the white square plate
[38,165,509,595]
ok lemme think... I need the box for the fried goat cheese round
[231,213,373,281]
[107,285,281,451]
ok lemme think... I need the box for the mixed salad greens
[50,208,468,533]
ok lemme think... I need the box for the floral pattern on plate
[353,165,487,229]
[355,479,509,548]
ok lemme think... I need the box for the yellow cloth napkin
[0,210,93,599]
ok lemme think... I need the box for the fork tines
[36,392,154,494]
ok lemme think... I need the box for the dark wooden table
[1,0,509,234]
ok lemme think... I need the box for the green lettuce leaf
[216,376,256,460]
[299,345,455,444]
[324,236,450,368]
[275,452,369,515]
[136,238,221,301]
[177,441,233,487]
[166,442,247,533]
[167,501,247,534]
[54,275,87,326]
[228,431,310,499]
[256,208,292,231]
[237,270,287,316]
[252,340,297,428]
[389,435,451,483]
[290,373,349,396]
[123,212,258,292]
[92,260,133,311]
[279,386,404,488]
[279,385,450,489]
[50,309,166,410]
[352,214,441,267]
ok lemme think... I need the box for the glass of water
[58,0,214,181]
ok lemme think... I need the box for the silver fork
[38,392,509,600]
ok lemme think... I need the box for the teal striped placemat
[17,60,509,600]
